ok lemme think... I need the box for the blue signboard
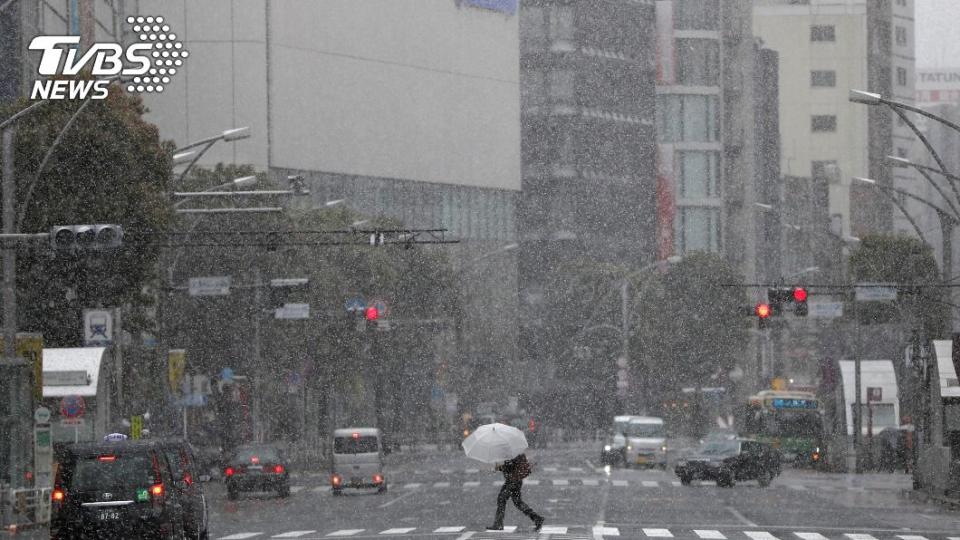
[460,0,518,16]
[772,398,817,410]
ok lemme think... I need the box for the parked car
[224,444,291,500]
[674,438,781,487]
[160,440,211,540]
[51,440,187,539]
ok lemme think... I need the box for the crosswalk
[217,528,960,540]
[284,479,874,493]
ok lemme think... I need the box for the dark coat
[497,453,530,482]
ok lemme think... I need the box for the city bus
[737,390,825,467]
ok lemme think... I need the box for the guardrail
[1,486,51,531]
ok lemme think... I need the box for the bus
[737,390,825,467]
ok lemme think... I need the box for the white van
[330,428,387,495]
[624,416,668,468]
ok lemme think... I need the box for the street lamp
[173,127,251,184]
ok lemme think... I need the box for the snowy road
[201,444,960,540]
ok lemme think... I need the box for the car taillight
[251,456,260,464]
[273,465,284,474]
[150,484,164,497]
[331,474,342,486]
[225,467,235,477]
[52,489,65,503]
[373,474,383,484]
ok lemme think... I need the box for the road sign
[189,276,231,296]
[59,418,84,428]
[60,395,85,419]
[275,303,310,319]
[83,309,113,345]
[808,301,844,319]
[345,297,366,313]
[44,370,89,386]
[103,433,128,442]
[369,298,389,317]
[855,283,898,302]
[168,349,186,394]
[271,278,309,287]
[34,406,51,425]
[867,387,882,402]
[376,320,392,331]
[220,367,235,383]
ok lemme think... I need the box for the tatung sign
[28,15,188,100]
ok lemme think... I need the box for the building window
[676,206,721,253]
[548,4,574,41]
[811,115,837,132]
[677,151,720,198]
[896,67,907,87]
[674,0,719,31]
[520,6,547,51]
[547,70,575,101]
[676,39,720,86]
[811,70,836,87]
[658,94,720,143]
[895,26,908,46]
[521,70,546,108]
[810,25,836,42]
[812,160,839,184]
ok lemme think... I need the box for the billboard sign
[83,309,113,345]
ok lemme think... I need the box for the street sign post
[33,406,51,425]
[168,349,186,395]
[855,283,898,302]
[808,301,844,319]
[275,303,310,320]
[131,415,143,440]
[188,276,231,296]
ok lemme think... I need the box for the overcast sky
[916,0,960,68]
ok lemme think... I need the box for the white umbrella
[461,423,528,464]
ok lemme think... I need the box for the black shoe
[533,517,544,532]
[486,525,504,531]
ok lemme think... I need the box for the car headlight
[627,445,633,451]
[604,445,612,452]
[661,445,668,453]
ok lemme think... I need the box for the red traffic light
[755,303,772,319]
[365,306,379,321]
[793,287,808,302]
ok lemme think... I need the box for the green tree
[847,233,947,339]
[1,89,173,345]
[635,252,748,400]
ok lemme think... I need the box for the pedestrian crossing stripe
[526,479,540,485]
[612,480,628,486]
[583,479,600,486]
[434,482,450,488]
[788,484,808,491]
[403,483,421,489]
[553,479,570,485]
[744,532,779,540]
[215,528,960,539]
[287,479,892,493]
[642,480,659,487]
[463,481,481,487]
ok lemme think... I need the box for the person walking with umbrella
[461,423,544,532]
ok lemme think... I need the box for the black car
[51,440,186,540]
[674,438,781,487]
[224,444,291,500]
[160,440,211,540]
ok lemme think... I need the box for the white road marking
[311,486,330,492]
[219,534,262,540]
[272,532,317,538]
[434,482,450,488]
[896,536,928,540]
[643,528,673,537]
[454,533,475,540]
[612,480,628,487]
[439,469,453,474]
[570,467,585,472]
[671,481,681,487]
[378,490,418,509]
[553,479,570,486]
[434,527,466,533]
[726,507,758,527]
[492,481,504,486]
[465,469,479,474]
[463,481,481,487]
[326,531,364,537]
[744,532,779,540]
[593,526,620,536]
[583,479,600,486]
[794,533,828,540]
[379,528,416,535]
[526,479,541,485]
[541,526,568,534]
[402,483,422,489]
[545,467,559,472]
[289,486,305,494]
[694,530,726,539]
[641,480,659,487]
[845,535,878,540]
[787,484,808,491]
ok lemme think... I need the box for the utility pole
[853,297,863,474]
[252,265,263,443]
[620,281,630,410]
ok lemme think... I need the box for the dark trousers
[494,480,541,527]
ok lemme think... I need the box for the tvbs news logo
[28,15,188,100]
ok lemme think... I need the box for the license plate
[249,465,263,471]
[636,456,647,464]
[98,510,121,521]
[350,477,361,485]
